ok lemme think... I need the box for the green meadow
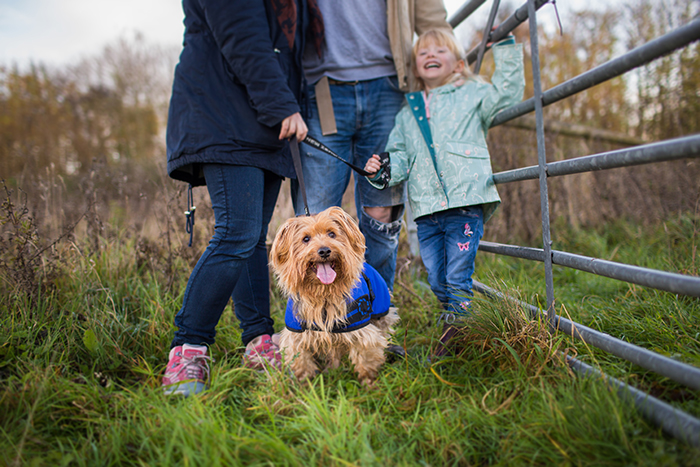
[2,206,698,466]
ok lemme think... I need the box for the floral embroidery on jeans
[463,223,473,237]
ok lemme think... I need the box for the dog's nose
[317,246,331,259]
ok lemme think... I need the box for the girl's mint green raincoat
[371,42,524,223]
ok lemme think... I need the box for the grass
[473,214,700,415]
[1,212,699,466]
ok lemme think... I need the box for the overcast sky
[0,0,185,67]
[0,0,572,68]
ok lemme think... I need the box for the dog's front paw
[356,367,379,387]
[292,362,320,382]
[350,344,383,388]
[296,369,320,382]
[359,376,377,388]
[358,375,377,389]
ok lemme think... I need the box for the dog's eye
[328,231,336,239]
[303,235,310,243]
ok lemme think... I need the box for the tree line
[0,0,698,248]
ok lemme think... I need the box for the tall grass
[1,202,699,465]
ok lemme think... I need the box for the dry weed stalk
[0,180,86,303]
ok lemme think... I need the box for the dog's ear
[327,207,366,257]
[270,221,295,270]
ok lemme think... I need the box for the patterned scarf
[269,0,324,58]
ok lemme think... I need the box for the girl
[364,28,524,355]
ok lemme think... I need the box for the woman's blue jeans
[415,206,484,315]
[171,164,280,348]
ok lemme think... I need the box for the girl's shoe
[432,324,459,358]
[162,344,211,396]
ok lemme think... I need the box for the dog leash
[302,135,391,189]
[290,134,392,216]
[303,135,374,177]
[290,136,310,216]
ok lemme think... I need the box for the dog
[270,206,399,386]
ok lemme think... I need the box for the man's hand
[279,112,308,141]
[364,154,382,175]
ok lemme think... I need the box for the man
[293,0,451,290]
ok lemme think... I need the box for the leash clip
[185,184,196,247]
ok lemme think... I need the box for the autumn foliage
[1,2,698,251]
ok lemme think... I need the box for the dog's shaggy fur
[270,206,399,385]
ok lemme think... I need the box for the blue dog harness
[285,263,391,333]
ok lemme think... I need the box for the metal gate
[443,0,700,445]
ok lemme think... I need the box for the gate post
[527,0,555,323]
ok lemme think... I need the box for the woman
[162,0,323,396]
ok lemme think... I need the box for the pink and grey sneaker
[243,334,282,370]
[162,344,211,396]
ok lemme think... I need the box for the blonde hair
[411,29,475,92]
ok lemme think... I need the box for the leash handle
[290,136,310,216]
[373,152,391,190]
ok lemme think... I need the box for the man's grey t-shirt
[303,0,396,84]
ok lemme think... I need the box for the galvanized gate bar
[478,241,700,298]
[448,1,700,445]
[491,18,700,127]
[448,0,488,28]
[526,0,555,321]
[556,317,700,392]
[567,357,700,447]
[493,134,700,185]
[491,164,539,184]
[473,279,700,392]
[478,240,545,261]
[464,0,550,65]
[553,251,700,298]
[473,0,503,74]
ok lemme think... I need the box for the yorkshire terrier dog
[270,206,399,386]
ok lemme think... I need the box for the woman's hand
[279,112,308,141]
[364,154,382,175]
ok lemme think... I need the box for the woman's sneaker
[243,334,282,370]
[162,344,211,396]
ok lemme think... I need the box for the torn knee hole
[363,204,404,223]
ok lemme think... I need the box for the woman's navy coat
[166,0,308,186]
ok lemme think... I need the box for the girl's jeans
[415,206,485,316]
[172,164,280,348]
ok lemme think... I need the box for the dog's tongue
[316,263,336,285]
